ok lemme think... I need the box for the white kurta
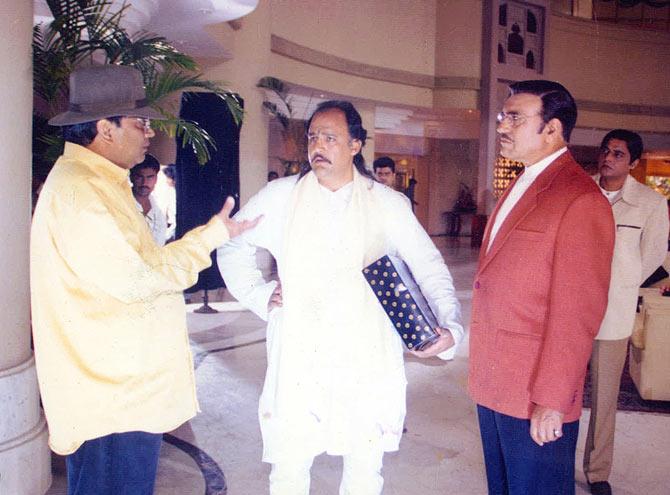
[217,174,463,463]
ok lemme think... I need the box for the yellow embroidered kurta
[31,143,228,455]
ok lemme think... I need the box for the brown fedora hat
[49,65,165,126]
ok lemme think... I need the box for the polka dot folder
[362,254,439,351]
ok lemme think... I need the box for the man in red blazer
[469,80,615,495]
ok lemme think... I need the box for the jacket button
[474,281,480,289]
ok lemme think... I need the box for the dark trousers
[477,405,579,495]
[66,431,163,495]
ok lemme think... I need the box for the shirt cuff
[249,280,278,321]
[437,346,456,361]
[200,216,230,251]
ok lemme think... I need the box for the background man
[584,129,669,495]
[31,65,258,495]
[373,155,397,188]
[130,153,168,245]
[268,170,279,181]
[218,100,463,495]
[468,80,615,494]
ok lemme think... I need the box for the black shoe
[588,481,612,495]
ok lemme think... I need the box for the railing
[552,0,670,31]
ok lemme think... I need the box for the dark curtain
[175,92,243,293]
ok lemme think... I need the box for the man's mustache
[310,153,330,164]
[499,134,512,141]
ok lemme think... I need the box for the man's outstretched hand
[217,196,262,238]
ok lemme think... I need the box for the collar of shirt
[63,142,130,185]
[517,146,568,185]
[319,180,354,209]
[619,174,641,207]
[135,195,157,219]
[598,185,622,205]
[594,173,637,207]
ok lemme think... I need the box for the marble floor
[47,238,670,494]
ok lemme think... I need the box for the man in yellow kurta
[30,65,258,495]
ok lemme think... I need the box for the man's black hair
[61,116,123,146]
[303,100,373,179]
[600,129,643,163]
[373,156,396,173]
[163,164,176,181]
[508,80,577,142]
[130,154,160,176]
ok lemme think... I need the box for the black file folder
[363,255,440,351]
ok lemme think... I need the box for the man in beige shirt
[31,65,258,495]
[584,129,669,495]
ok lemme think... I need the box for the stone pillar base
[0,357,52,494]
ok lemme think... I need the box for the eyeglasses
[133,117,152,133]
[495,111,541,128]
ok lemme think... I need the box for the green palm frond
[148,69,243,124]
[261,101,289,129]
[257,76,289,98]
[33,24,72,112]
[257,76,293,117]
[34,0,243,174]
[117,33,198,70]
[152,117,218,166]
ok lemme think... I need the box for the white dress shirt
[135,194,168,246]
[487,147,568,252]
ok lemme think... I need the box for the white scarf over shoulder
[259,169,407,461]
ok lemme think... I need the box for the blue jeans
[477,405,579,495]
[66,431,163,495]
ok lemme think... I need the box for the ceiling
[34,0,258,59]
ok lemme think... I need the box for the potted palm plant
[256,76,309,176]
[33,0,243,182]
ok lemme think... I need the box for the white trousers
[269,444,385,495]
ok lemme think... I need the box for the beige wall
[547,14,670,133]
[434,0,482,79]
[433,0,482,109]
[270,0,436,75]
[270,54,434,108]
[267,0,439,108]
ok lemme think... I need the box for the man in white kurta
[218,101,463,495]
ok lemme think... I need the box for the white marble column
[0,1,52,493]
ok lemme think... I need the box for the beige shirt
[31,143,228,454]
[595,174,669,340]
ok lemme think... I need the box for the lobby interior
[2,0,670,493]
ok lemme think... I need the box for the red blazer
[468,151,614,422]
